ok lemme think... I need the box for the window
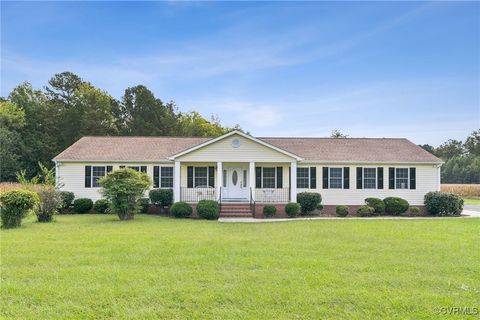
[92,166,106,187]
[160,167,173,188]
[329,168,343,189]
[363,168,376,189]
[262,167,276,188]
[194,167,208,187]
[128,166,140,171]
[223,170,227,188]
[297,167,310,188]
[396,168,409,189]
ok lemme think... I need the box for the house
[53,130,442,217]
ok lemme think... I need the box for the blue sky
[1,1,479,145]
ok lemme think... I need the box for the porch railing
[180,187,216,202]
[254,188,290,203]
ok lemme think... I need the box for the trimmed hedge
[336,205,349,217]
[94,199,110,214]
[73,198,93,214]
[149,189,173,207]
[197,200,219,220]
[0,190,39,228]
[138,198,150,214]
[263,205,277,218]
[365,197,385,214]
[285,202,301,218]
[357,205,375,217]
[409,206,421,214]
[383,197,409,216]
[170,202,192,218]
[297,192,322,215]
[424,191,463,216]
[59,191,74,209]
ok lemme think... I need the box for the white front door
[223,166,249,201]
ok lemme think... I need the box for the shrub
[263,205,277,218]
[138,198,150,214]
[297,192,322,215]
[170,202,192,218]
[36,186,63,222]
[424,191,464,216]
[356,205,375,217]
[99,168,151,220]
[197,200,219,220]
[94,199,110,214]
[336,205,349,217]
[409,206,421,214]
[383,197,409,216]
[285,202,301,218]
[149,189,173,207]
[365,197,385,214]
[59,191,74,209]
[73,198,93,213]
[0,190,39,228]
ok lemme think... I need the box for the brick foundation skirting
[253,203,427,218]
[147,203,427,219]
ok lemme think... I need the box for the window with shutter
[161,167,173,188]
[297,167,309,188]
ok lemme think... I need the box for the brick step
[221,207,251,212]
[220,212,253,217]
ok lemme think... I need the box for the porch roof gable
[168,130,303,161]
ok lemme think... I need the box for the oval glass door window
[232,170,238,186]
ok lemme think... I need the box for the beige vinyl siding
[57,162,172,201]
[297,163,440,205]
[176,134,296,162]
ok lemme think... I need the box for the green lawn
[464,198,480,205]
[1,215,479,319]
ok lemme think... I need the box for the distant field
[441,184,480,199]
[0,182,22,193]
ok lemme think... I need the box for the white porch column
[290,161,297,202]
[174,161,181,202]
[217,161,222,201]
[249,161,255,201]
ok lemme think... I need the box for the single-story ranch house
[53,130,442,217]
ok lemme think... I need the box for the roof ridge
[259,137,408,140]
[81,135,213,139]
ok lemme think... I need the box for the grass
[464,198,480,205]
[2,215,479,319]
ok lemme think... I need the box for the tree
[435,139,464,160]
[73,83,119,138]
[1,72,241,181]
[8,82,60,177]
[0,102,26,181]
[177,111,229,137]
[45,71,85,105]
[330,129,349,138]
[464,130,480,156]
[419,144,436,155]
[99,169,151,220]
[119,85,178,136]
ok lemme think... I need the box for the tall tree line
[419,130,480,183]
[0,72,239,181]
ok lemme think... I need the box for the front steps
[220,203,253,217]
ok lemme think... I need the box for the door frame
[222,164,249,201]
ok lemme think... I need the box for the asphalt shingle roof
[53,135,442,163]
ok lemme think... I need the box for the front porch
[174,161,297,205]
